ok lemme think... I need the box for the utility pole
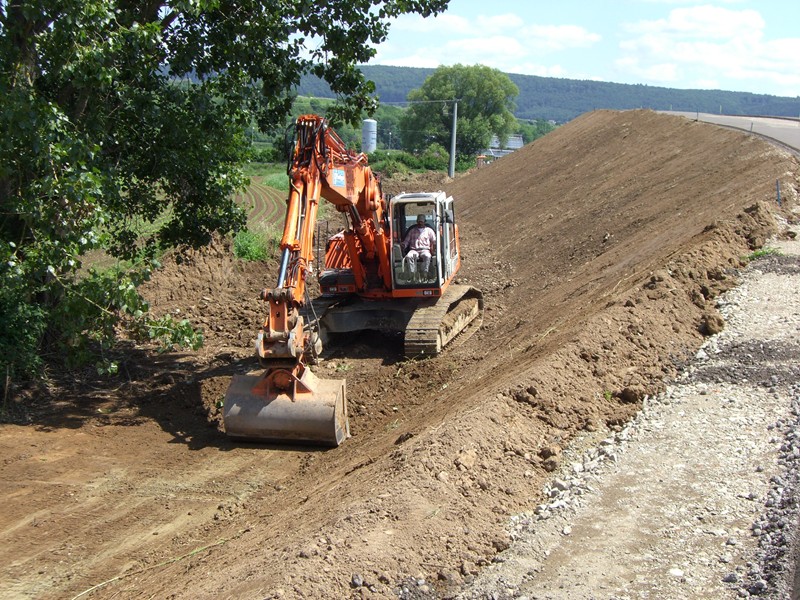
[448,100,458,178]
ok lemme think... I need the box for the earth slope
[0,110,798,600]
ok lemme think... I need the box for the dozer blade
[223,370,348,447]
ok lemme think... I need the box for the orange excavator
[223,115,483,446]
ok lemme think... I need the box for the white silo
[362,119,377,153]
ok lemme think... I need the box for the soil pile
[1,110,798,600]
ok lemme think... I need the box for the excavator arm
[224,115,386,446]
[261,115,389,357]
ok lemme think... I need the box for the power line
[380,99,459,106]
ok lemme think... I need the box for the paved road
[664,111,800,152]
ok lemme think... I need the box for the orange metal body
[265,114,459,347]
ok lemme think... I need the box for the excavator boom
[223,116,361,446]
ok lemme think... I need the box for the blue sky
[371,1,800,98]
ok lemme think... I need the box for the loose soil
[459,234,800,600]
[1,110,798,600]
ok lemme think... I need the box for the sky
[371,0,800,98]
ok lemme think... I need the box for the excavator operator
[402,214,436,276]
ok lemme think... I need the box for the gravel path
[458,226,800,600]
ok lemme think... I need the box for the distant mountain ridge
[297,65,800,123]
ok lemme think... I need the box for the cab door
[440,197,458,282]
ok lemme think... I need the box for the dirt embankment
[1,110,798,600]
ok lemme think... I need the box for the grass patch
[263,171,290,190]
[242,161,289,182]
[746,247,782,261]
[233,224,281,261]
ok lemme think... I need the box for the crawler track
[404,284,484,358]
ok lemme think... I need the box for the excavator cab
[389,192,460,290]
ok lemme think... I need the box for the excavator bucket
[223,369,348,447]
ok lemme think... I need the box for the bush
[251,146,284,163]
[0,261,206,384]
[52,266,149,368]
[55,265,204,370]
[369,150,419,175]
[420,143,450,171]
[368,147,478,174]
[0,284,47,380]
[140,315,204,354]
[456,154,477,172]
[371,156,411,178]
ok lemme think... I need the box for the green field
[234,176,287,226]
[235,171,338,229]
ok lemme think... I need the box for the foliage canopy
[0,0,449,381]
[398,64,519,157]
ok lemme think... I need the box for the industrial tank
[361,119,377,153]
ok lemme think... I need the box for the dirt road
[1,110,798,599]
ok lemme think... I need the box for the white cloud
[614,56,680,84]
[521,24,602,51]
[376,12,602,78]
[389,12,473,35]
[520,63,571,78]
[476,13,526,33]
[374,3,799,96]
[446,35,527,63]
[617,5,800,94]
[694,78,722,90]
[374,35,529,73]
[637,0,745,4]
[624,5,763,40]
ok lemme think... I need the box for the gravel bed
[457,235,800,600]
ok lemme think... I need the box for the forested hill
[297,65,800,123]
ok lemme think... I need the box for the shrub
[0,261,205,384]
[251,146,284,163]
[420,143,449,171]
[0,284,47,380]
[746,247,781,261]
[372,156,411,178]
[54,264,204,370]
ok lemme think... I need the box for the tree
[0,0,450,380]
[399,64,518,158]
[518,118,557,144]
